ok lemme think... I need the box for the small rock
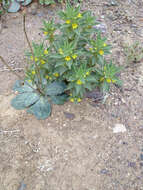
[113,124,127,133]
[100,169,109,174]
[64,112,75,120]
[110,0,118,6]
[18,182,26,190]
[85,89,103,101]
[122,141,128,145]
[128,162,136,168]
[140,154,143,160]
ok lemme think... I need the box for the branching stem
[0,56,22,79]
[23,14,43,91]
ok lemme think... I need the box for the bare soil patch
[0,0,143,189]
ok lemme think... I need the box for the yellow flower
[35,57,38,62]
[89,48,93,51]
[30,56,38,62]
[112,79,116,83]
[44,49,48,55]
[99,50,104,55]
[45,75,49,79]
[59,48,63,55]
[30,56,33,61]
[103,43,107,47]
[76,79,83,85]
[28,79,32,83]
[53,73,59,77]
[72,23,78,29]
[70,98,74,102]
[86,71,90,76]
[66,20,71,24]
[44,31,48,35]
[106,78,111,83]
[77,13,82,18]
[77,98,81,102]
[65,56,71,61]
[72,54,77,59]
[41,60,46,64]
[100,77,104,82]
[31,70,35,75]
[87,25,92,29]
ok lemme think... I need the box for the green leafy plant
[124,41,143,65]
[1,4,122,119]
[11,80,67,119]
[2,0,32,13]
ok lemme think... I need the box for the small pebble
[100,169,109,174]
[64,112,75,120]
[18,182,26,190]
[128,162,136,168]
[140,154,143,160]
[113,124,127,133]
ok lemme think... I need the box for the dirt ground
[0,0,143,189]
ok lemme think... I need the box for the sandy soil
[0,0,143,189]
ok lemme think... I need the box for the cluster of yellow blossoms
[45,72,59,80]
[76,71,90,85]
[90,43,107,56]
[100,65,116,83]
[30,49,48,66]
[65,13,82,30]
[70,97,81,103]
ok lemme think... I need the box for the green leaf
[51,94,68,105]
[55,66,67,75]
[75,85,81,95]
[115,79,123,86]
[27,97,51,119]
[86,76,97,82]
[22,0,32,6]
[84,83,92,91]
[13,80,34,93]
[45,81,66,96]
[8,0,20,12]
[101,81,110,92]
[11,92,39,110]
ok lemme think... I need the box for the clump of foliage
[124,41,143,65]
[1,0,82,13]
[11,4,122,119]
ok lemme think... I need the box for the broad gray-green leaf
[16,0,24,2]
[11,92,39,110]
[22,0,32,6]
[27,97,51,119]
[86,75,97,82]
[8,0,20,12]
[39,0,54,5]
[13,80,35,93]
[51,94,68,105]
[45,81,66,96]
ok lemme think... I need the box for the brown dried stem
[23,14,43,90]
[0,56,22,79]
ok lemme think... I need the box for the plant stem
[23,14,43,90]
[0,56,22,79]
[0,56,37,92]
